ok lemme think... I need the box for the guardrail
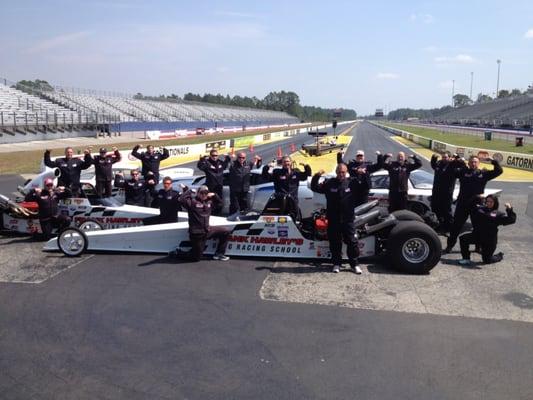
[370,121,533,172]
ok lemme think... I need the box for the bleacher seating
[0,82,297,132]
[433,93,533,127]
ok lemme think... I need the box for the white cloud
[525,29,533,39]
[434,54,475,64]
[26,31,91,53]
[376,72,399,80]
[409,13,435,24]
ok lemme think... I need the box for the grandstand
[431,93,533,128]
[0,78,299,143]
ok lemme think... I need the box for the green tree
[453,94,472,107]
[497,89,510,98]
[476,93,493,103]
[510,88,522,97]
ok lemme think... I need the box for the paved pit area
[0,234,93,283]
[261,193,533,323]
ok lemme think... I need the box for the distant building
[375,108,384,117]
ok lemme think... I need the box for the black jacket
[470,202,516,243]
[337,153,384,201]
[456,160,503,204]
[310,174,360,223]
[44,151,91,189]
[131,146,169,180]
[25,188,70,220]
[151,188,181,223]
[179,190,221,234]
[114,175,154,206]
[382,155,422,192]
[197,156,231,190]
[89,150,121,181]
[262,165,311,200]
[430,155,460,197]
[228,160,255,192]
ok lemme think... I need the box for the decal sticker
[277,227,288,237]
[277,217,287,224]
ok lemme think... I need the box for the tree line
[387,86,533,120]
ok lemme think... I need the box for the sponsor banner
[146,130,161,140]
[234,136,256,147]
[431,139,533,171]
[205,140,228,152]
[263,133,271,141]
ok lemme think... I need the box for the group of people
[31,143,515,268]
[430,152,516,265]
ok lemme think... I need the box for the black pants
[39,215,71,241]
[460,232,498,263]
[447,202,470,249]
[388,191,408,212]
[327,222,359,267]
[95,180,113,198]
[229,191,248,214]
[431,192,453,231]
[189,227,230,261]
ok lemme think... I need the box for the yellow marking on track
[392,136,533,182]
[289,125,355,173]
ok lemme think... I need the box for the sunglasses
[238,156,246,159]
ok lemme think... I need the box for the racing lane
[1,122,533,399]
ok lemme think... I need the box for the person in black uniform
[178,185,230,261]
[337,149,383,206]
[228,151,261,215]
[87,147,121,198]
[114,169,155,206]
[382,152,422,212]
[311,164,362,274]
[430,151,460,233]
[261,156,311,217]
[131,144,169,183]
[459,195,516,265]
[144,176,181,225]
[444,156,503,253]
[43,147,92,196]
[25,178,71,240]
[197,149,232,215]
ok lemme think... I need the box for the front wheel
[386,221,441,274]
[58,227,88,257]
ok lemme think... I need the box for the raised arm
[297,164,312,180]
[112,148,122,164]
[367,152,384,173]
[196,155,209,172]
[43,150,58,168]
[430,154,438,170]
[499,204,517,226]
[178,189,194,210]
[160,147,170,161]
[222,155,232,169]
[407,155,422,172]
[484,159,503,181]
[336,152,345,165]
[81,150,92,170]
[131,145,142,160]
[310,173,326,194]
[261,165,273,181]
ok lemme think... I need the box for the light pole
[496,59,501,98]
[452,80,455,106]
[470,72,474,102]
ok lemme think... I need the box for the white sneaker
[354,266,362,275]
[332,265,341,273]
[213,254,230,261]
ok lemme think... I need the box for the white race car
[1,186,187,235]
[45,201,443,274]
[365,169,502,215]
[184,168,502,218]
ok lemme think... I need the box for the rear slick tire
[386,221,441,274]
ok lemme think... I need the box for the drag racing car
[45,200,443,274]
[1,186,187,235]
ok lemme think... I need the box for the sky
[1,0,533,115]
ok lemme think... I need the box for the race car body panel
[43,214,376,259]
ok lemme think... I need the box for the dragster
[44,201,443,274]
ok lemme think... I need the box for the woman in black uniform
[459,195,516,265]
